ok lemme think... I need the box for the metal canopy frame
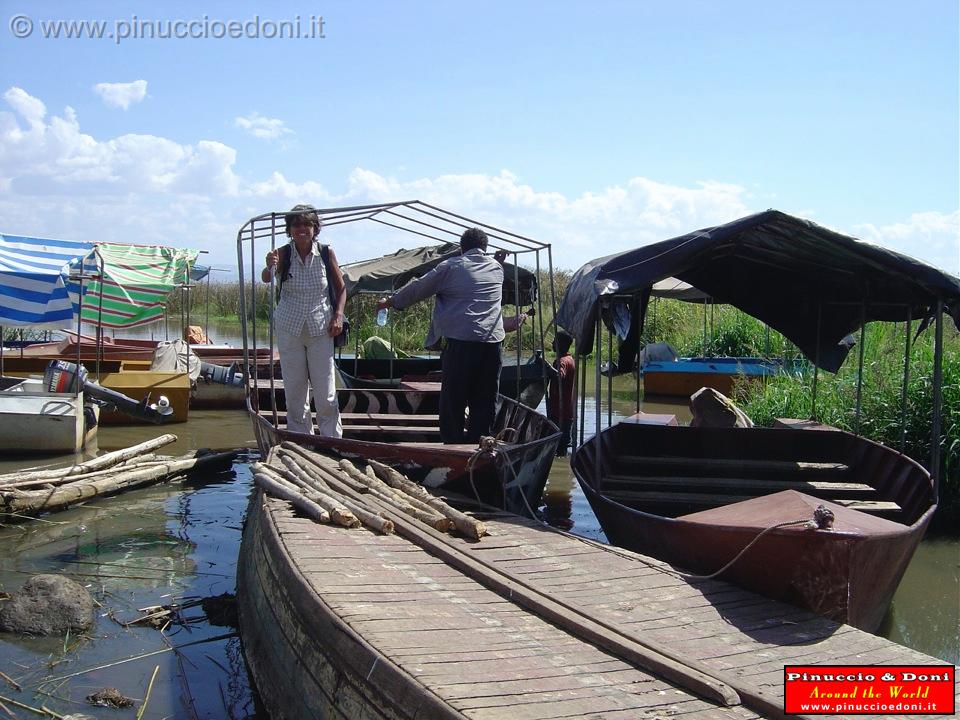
[236,200,557,426]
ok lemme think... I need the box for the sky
[0,0,957,277]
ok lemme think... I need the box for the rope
[465,429,517,511]
[675,517,817,582]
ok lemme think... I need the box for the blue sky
[1,0,957,275]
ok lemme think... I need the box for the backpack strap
[275,243,293,302]
[319,244,336,308]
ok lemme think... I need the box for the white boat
[0,376,98,454]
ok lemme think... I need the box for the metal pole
[236,230,248,382]
[205,270,211,343]
[267,217,277,424]
[353,295,360,376]
[854,302,867,435]
[578,351,586,448]
[514,254,521,401]
[635,298,641,415]
[811,304,821,420]
[594,307,603,487]
[388,295,395,383]
[607,315,613,428]
[702,299,708,356]
[94,248,105,377]
[900,308,912,452]
[930,300,944,501]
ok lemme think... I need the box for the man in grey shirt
[377,227,504,443]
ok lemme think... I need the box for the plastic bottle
[376,307,389,327]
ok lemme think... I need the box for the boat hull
[237,489,465,720]
[641,357,799,398]
[250,386,559,516]
[0,379,97,454]
[572,423,935,631]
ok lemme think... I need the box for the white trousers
[277,325,342,438]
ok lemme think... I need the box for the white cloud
[93,80,148,110]
[853,212,960,275]
[0,87,239,195]
[234,112,292,140]
[0,87,956,279]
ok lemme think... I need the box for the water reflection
[0,448,260,719]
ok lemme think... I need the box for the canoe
[572,421,936,631]
[335,352,554,409]
[248,383,559,516]
[641,356,801,398]
[0,376,98,454]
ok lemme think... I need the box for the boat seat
[340,413,439,426]
[615,455,850,480]
[342,425,442,438]
[601,473,879,500]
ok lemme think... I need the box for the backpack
[276,242,350,348]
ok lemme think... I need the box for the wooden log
[0,450,236,516]
[366,459,486,540]
[338,460,453,532]
[0,434,178,489]
[1,453,188,491]
[279,443,480,538]
[251,470,330,524]
[274,448,394,535]
[256,461,358,528]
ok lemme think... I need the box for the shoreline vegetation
[5,274,957,531]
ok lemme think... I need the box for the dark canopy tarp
[341,242,538,305]
[556,210,960,372]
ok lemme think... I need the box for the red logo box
[784,665,955,715]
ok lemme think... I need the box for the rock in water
[0,574,94,635]
[689,387,754,428]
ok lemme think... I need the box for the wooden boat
[336,351,553,409]
[238,201,564,516]
[248,383,559,516]
[641,356,800,398]
[572,420,935,631]
[0,376,98,454]
[238,451,957,720]
[556,210,960,631]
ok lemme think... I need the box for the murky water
[0,328,956,718]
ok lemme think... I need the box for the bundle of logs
[0,434,238,517]
[253,442,487,540]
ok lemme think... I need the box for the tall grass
[735,322,960,533]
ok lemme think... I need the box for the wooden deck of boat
[254,493,955,719]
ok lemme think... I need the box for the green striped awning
[72,243,199,328]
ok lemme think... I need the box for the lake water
[0,325,956,718]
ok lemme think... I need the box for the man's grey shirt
[391,248,504,347]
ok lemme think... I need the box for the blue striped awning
[0,233,95,328]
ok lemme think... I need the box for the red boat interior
[576,423,935,525]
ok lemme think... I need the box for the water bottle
[376,307,389,327]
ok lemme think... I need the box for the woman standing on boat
[261,204,345,437]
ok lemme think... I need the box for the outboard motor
[198,361,244,387]
[44,360,174,424]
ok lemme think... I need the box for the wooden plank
[616,455,849,475]
[341,412,440,423]
[602,474,878,497]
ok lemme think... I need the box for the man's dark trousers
[440,339,502,443]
